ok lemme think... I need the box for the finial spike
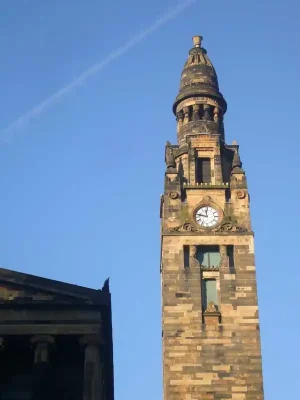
[192,35,203,48]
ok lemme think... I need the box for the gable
[0,282,82,304]
[0,267,110,306]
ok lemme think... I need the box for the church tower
[161,36,264,400]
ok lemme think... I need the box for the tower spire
[173,36,227,145]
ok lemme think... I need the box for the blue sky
[0,0,299,398]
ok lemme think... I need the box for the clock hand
[197,213,206,218]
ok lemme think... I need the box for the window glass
[202,279,218,310]
[196,246,221,268]
[196,158,211,183]
[197,251,209,266]
[209,251,221,267]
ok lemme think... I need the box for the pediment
[0,268,110,306]
[0,281,77,304]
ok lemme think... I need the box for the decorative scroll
[170,223,196,232]
[237,190,246,199]
[169,192,179,199]
[214,222,247,233]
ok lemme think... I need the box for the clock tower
[161,36,264,400]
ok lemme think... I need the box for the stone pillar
[214,154,223,184]
[203,104,211,120]
[213,107,219,123]
[31,335,54,400]
[192,104,200,121]
[80,335,104,400]
[176,110,183,130]
[183,107,190,124]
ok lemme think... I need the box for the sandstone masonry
[161,36,264,400]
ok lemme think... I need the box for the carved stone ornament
[230,175,248,189]
[170,223,197,233]
[219,245,230,271]
[205,301,218,313]
[213,107,219,123]
[184,223,195,232]
[169,191,179,199]
[202,195,212,202]
[189,245,200,268]
[237,190,246,199]
[232,175,246,182]
[214,222,247,233]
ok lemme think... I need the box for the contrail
[2,0,196,142]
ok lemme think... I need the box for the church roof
[0,267,110,306]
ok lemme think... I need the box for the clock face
[195,206,219,228]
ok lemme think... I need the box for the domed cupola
[173,36,227,145]
[173,36,226,113]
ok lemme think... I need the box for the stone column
[203,104,211,120]
[183,107,190,124]
[176,110,184,130]
[31,335,54,400]
[214,154,223,184]
[213,107,219,123]
[192,104,200,121]
[80,335,104,400]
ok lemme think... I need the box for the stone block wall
[161,234,264,400]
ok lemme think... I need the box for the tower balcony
[183,182,229,190]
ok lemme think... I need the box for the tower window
[196,246,221,269]
[196,158,211,183]
[183,246,190,268]
[202,279,218,310]
[227,245,234,270]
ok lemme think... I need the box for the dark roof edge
[0,267,110,305]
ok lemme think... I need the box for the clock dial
[195,206,219,228]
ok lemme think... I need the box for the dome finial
[192,35,203,48]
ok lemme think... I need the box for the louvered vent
[196,158,211,183]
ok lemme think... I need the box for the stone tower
[161,36,264,400]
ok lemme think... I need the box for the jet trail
[2,0,196,141]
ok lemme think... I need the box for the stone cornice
[162,231,254,237]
